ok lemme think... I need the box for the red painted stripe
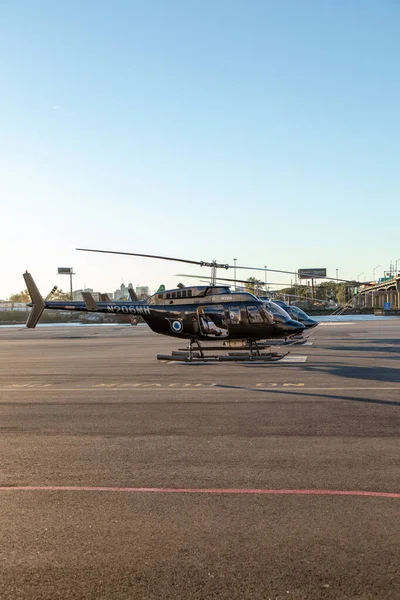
[0,486,399,498]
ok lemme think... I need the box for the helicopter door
[198,305,228,338]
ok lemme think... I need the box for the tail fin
[23,272,45,328]
[81,291,99,311]
[128,287,139,301]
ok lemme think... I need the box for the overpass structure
[355,276,400,309]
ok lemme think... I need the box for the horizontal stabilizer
[81,292,98,311]
[23,272,45,328]
[100,293,111,302]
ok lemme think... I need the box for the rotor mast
[199,260,229,285]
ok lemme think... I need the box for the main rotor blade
[76,248,203,267]
[234,264,357,283]
[234,264,299,276]
[77,248,356,284]
[175,273,288,286]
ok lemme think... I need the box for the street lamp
[373,265,380,282]
[357,272,364,282]
[233,258,237,291]
[57,267,75,300]
[395,258,400,274]
[264,265,267,291]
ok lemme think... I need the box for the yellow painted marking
[2,384,52,388]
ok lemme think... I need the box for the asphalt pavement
[0,320,399,599]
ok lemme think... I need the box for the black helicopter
[170,272,319,338]
[260,299,318,329]
[23,250,305,361]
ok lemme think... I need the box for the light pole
[233,258,237,291]
[264,265,267,292]
[57,267,75,300]
[395,258,400,274]
[336,269,338,281]
[373,265,380,282]
[357,272,364,282]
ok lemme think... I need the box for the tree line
[7,289,71,302]
[244,278,358,305]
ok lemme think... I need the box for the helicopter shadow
[243,362,400,384]
[317,342,400,355]
[213,384,400,408]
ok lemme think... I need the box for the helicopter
[23,250,305,361]
[260,298,318,330]
[169,272,318,337]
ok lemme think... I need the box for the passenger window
[187,290,192,297]
[166,293,171,299]
[171,292,176,299]
[247,306,264,324]
[177,291,181,299]
[182,290,187,298]
[229,307,241,324]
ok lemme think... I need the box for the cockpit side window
[228,307,241,324]
[259,304,273,324]
[291,306,308,319]
[263,301,291,323]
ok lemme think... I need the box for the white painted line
[318,322,356,325]
[279,355,308,363]
[349,334,398,340]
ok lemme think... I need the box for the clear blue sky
[1,0,399,298]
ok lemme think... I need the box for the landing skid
[282,335,308,346]
[222,336,308,348]
[157,339,289,363]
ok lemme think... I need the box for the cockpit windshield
[289,306,309,320]
[263,301,291,323]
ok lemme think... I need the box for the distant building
[0,302,27,312]
[73,288,102,302]
[114,283,129,301]
[135,286,149,299]
[72,283,150,302]
[0,302,13,311]
[73,288,91,301]
[113,283,149,300]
